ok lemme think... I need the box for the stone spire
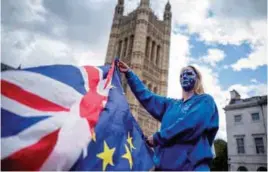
[118,0,124,5]
[164,0,172,21]
[115,0,124,16]
[140,0,149,7]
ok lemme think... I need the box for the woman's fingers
[116,60,129,73]
[119,61,127,68]
[117,60,129,72]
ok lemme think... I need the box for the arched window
[150,41,155,61]
[117,40,122,58]
[156,45,160,66]
[237,166,248,171]
[123,37,128,57]
[128,35,134,55]
[145,37,150,58]
[257,167,267,171]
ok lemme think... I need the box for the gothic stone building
[105,0,172,136]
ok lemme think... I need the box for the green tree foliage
[210,139,228,171]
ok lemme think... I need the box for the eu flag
[71,62,154,171]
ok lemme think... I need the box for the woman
[117,60,219,171]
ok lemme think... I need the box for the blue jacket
[126,70,219,170]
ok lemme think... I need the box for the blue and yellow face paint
[180,68,197,92]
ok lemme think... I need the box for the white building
[224,90,267,171]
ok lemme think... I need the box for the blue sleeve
[153,95,219,145]
[126,70,174,121]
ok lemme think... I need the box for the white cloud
[167,33,190,99]
[231,40,267,71]
[73,50,105,66]
[4,0,47,23]
[227,83,267,99]
[1,0,114,68]
[1,28,75,68]
[250,79,258,83]
[201,48,225,67]
[1,27,106,68]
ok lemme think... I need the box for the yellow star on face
[96,141,116,171]
[127,132,136,151]
[122,144,133,169]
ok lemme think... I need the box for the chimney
[230,89,241,104]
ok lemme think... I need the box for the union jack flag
[1,60,154,171]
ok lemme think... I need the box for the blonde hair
[180,65,205,94]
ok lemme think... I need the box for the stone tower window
[151,41,155,61]
[145,37,150,58]
[156,45,160,66]
[128,35,134,55]
[117,40,122,58]
[123,37,128,57]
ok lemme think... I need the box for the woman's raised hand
[117,60,130,73]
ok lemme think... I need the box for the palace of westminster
[105,0,172,136]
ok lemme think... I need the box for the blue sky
[189,34,267,90]
[1,0,267,140]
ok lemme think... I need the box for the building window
[117,40,122,58]
[236,137,245,154]
[156,45,160,65]
[254,137,265,154]
[251,113,260,121]
[237,166,248,171]
[123,37,128,57]
[151,41,155,61]
[145,37,150,58]
[128,35,134,55]
[234,115,242,123]
[257,167,267,171]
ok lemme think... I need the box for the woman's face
[180,67,197,92]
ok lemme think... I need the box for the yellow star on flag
[127,132,136,151]
[96,141,116,171]
[122,144,133,169]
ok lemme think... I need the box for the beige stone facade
[105,0,172,136]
